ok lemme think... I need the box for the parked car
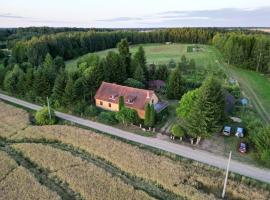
[222,126,232,136]
[238,142,247,153]
[235,127,244,138]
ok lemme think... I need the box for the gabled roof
[95,82,156,110]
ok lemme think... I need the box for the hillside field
[0,101,270,200]
[66,43,220,72]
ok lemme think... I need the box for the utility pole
[222,151,232,198]
[47,96,51,120]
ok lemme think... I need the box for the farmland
[1,101,270,200]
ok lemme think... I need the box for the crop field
[0,101,29,138]
[1,101,270,200]
[66,43,220,72]
[0,152,60,200]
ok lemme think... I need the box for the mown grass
[65,43,220,72]
[228,66,270,115]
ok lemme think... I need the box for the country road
[0,93,270,183]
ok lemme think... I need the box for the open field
[66,43,220,72]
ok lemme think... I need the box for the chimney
[146,91,150,99]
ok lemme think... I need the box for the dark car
[238,142,247,153]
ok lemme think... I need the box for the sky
[1,0,270,28]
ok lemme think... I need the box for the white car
[235,127,244,138]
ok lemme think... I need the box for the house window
[100,101,103,106]
[108,103,111,108]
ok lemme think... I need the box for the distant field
[1,101,269,200]
[66,43,220,72]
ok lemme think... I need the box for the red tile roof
[95,82,156,110]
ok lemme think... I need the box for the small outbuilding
[148,80,166,92]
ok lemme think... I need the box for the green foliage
[251,126,270,167]
[4,64,25,95]
[166,66,184,99]
[117,39,132,76]
[35,106,56,125]
[97,111,118,125]
[63,76,76,106]
[155,65,169,81]
[118,96,125,110]
[52,68,67,104]
[144,104,151,127]
[176,89,199,119]
[105,51,126,83]
[84,105,100,118]
[133,46,147,79]
[123,78,145,89]
[149,104,156,127]
[144,103,155,127]
[168,59,176,68]
[116,107,139,125]
[171,124,185,138]
[133,64,145,83]
[185,77,225,139]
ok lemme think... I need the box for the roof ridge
[102,81,155,93]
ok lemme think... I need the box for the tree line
[10,28,216,66]
[212,33,270,73]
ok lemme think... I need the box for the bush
[35,107,56,125]
[84,105,100,117]
[73,102,88,115]
[115,107,139,125]
[97,111,118,125]
[123,78,145,89]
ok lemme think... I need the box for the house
[95,82,168,119]
[148,80,166,92]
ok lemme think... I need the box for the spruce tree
[119,96,125,110]
[117,39,131,77]
[149,104,156,127]
[52,68,67,102]
[166,66,184,99]
[133,46,148,79]
[186,76,225,144]
[63,76,76,107]
[133,64,145,82]
[144,103,151,127]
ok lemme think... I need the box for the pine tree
[133,64,145,82]
[186,76,225,144]
[166,66,184,99]
[144,103,151,127]
[52,68,67,104]
[63,76,76,106]
[133,46,147,79]
[149,104,156,127]
[117,39,131,77]
[119,96,125,110]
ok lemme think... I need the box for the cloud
[0,13,25,19]
[96,7,270,27]
[97,17,143,22]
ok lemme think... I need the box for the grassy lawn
[227,66,270,121]
[66,43,221,72]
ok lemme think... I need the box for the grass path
[224,65,270,124]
